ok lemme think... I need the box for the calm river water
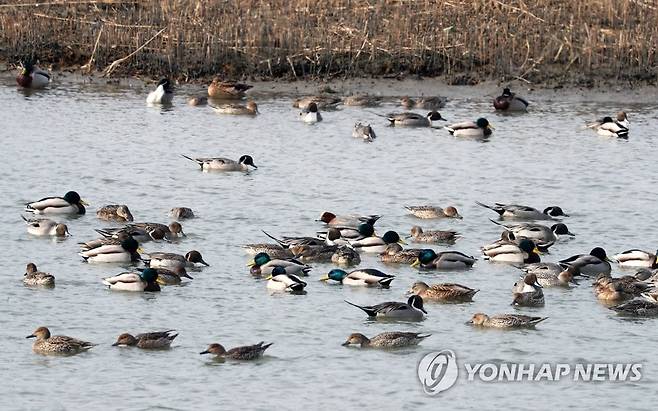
[1,73,657,410]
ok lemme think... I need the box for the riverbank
[1,1,656,87]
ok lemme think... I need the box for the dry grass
[0,0,656,84]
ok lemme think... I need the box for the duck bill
[137,247,145,254]
[398,239,407,245]
[200,259,210,267]
[319,275,330,281]
[250,164,258,169]
[25,334,36,339]
[341,341,351,346]
[182,273,194,280]
[465,320,473,325]
[420,307,428,314]
[199,350,210,355]
[80,199,90,206]
[532,247,540,254]
[410,258,421,268]
[246,260,256,267]
[264,275,273,280]
[488,124,495,130]
[111,342,120,346]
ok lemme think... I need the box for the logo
[417,350,459,395]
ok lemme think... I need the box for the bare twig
[102,28,166,77]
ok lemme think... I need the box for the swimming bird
[524,264,581,288]
[79,232,132,252]
[26,327,94,355]
[25,191,87,215]
[400,96,447,109]
[317,223,375,243]
[96,204,133,222]
[343,95,381,107]
[512,274,545,306]
[208,79,252,99]
[610,296,658,316]
[102,268,160,292]
[290,244,338,263]
[210,101,259,115]
[248,252,311,276]
[476,202,568,220]
[612,249,658,269]
[80,237,141,263]
[16,62,50,89]
[489,220,574,247]
[146,78,174,104]
[181,154,257,172]
[483,239,541,264]
[559,247,611,276]
[387,111,446,127]
[349,230,405,253]
[292,95,341,109]
[23,263,55,287]
[266,266,307,292]
[345,295,427,321]
[242,243,295,259]
[593,275,652,302]
[408,226,459,244]
[316,212,381,228]
[170,207,195,219]
[587,112,630,137]
[331,246,361,266]
[408,281,478,302]
[150,267,193,285]
[145,250,209,269]
[261,229,335,248]
[404,205,462,219]
[493,88,529,111]
[112,330,177,349]
[517,262,566,277]
[411,249,477,270]
[445,118,493,138]
[187,96,208,106]
[300,102,323,123]
[320,268,394,288]
[467,313,547,328]
[379,243,424,264]
[342,332,430,348]
[97,222,184,242]
[200,341,272,360]
[352,123,377,142]
[22,216,69,237]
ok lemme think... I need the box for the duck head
[249,252,271,267]
[544,206,568,217]
[157,78,173,92]
[112,333,138,346]
[551,223,574,236]
[238,155,257,169]
[140,268,158,283]
[408,281,430,295]
[357,223,375,238]
[341,333,369,347]
[427,111,446,122]
[444,206,462,219]
[185,250,209,266]
[200,343,226,355]
[590,247,610,262]
[382,230,404,245]
[320,269,348,282]
[121,238,140,253]
[412,249,438,267]
[26,326,50,340]
[408,295,427,313]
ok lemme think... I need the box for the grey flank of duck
[210,100,259,115]
[243,243,295,259]
[80,237,141,264]
[408,281,478,302]
[145,250,209,270]
[343,94,381,107]
[400,96,447,109]
[248,252,311,276]
[316,212,381,228]
[200,341,272,360]
[103,268,160,292]
[352,122,377,141]
[146,78,174,104]
[612,249,658,269]
[493,88,529,111]
[445,118,493,138]
[559,247,611,277]
[526,265,581,288]
[300,102,323,123]
[342,332,430,348]
[411,249,476,270]
[112,330,177,349]
[23,263,55,287]
[387,111,446,127]
[207,79,252,99]
[610,296,658,317]
[170,207,195,219]
[292,95,341,109]
[79,231,131,252]
[26,327,94,355]
[476,201,568,220]
[331,246,361,266]
[349,230,405,254]
[512,274,545,307]
[290,244,337,263]
[151,267,193,285]
[320,268,394,288]
[467,313,547,328]
[483,238,541,264]
[22,216,69,237]
[182,154,257,172]
[96,204,133,222]
[490,220,574,247]
[379,243,424,264]
[25,190,87,215]
[408,226,459,244]
[404,205,462,219]
[345,295,426,321]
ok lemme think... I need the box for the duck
[411,249,477,270]
[408,226,459,244]
[187,96,208,106]
[408,281,478,302]
[349,230,405,254]
[112,330,177,349]
[266,266,307,292]
[343,94,381,107]
[467,313,547,328]
[181,154,257,172]
[476,201,568,220]
[16,62,50,89]
[320,268,394,288]
[319,223,375,242]
[342,332,430,348]
[345,295,427,321]
[490,220,574,246]
[587,112,630,137]
[404,205,462,219]
[145,250,209,269]
[248,252,311,276]
[518,262,565,277]
[526,265,581,288]
[493,88,529,111]
[210,101,259,115]
[481,230,517,252]
[170,207,195,219]
[23,263,55,287]
[207,79,252,99]
[97,222,184,242]
[316,212,381,227]
[25,191,87,215]
[445,118,493,138]
[262,229,338,248]
[290,244,338,263]
[292,95,340,109]
[200,341,272,360]
[150,267,193,285]
[300,102,323,123]
[242,243,295,259]
[146,78,174,104]
[22,216,69,237]
[26,327,94,355]
[96,204,133,222]
[610,296,658,317]
[80,237,141,263]
[387,111,446,127]
[103,268,160,292]
[379,243,424,264]
[483,239,541,264]
[593,275,651,301]
[79,232,132,252]
[560,247,611,276]
[331,246,361,266]
[612,249,658,268]
[400,96,447,110]
[352,123,377,142]
[512,274,545,306]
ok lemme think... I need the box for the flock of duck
[16,64,646,359]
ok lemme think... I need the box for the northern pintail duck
[317,212,381,227]
[342,332,430,348]
[170,207,195,219]
[331,246,361,266]
[96,204,133,222]
[103,268,160,292]
[26,327,94,355]
[524,265,581,288]
[22,216,69,237]
[518,262,565,277]
[150,267,193,285]
[112,330,177,349]
[248,252,311,276]
[408,281,478,302]
[16,62,50,89]
[467,313,547,328]
[445,118,493,138]
[352,123,377,142]
[320,268,394,288]
[200,341,272,360]
[610,296,658,317]
[211,101,259,115]
[476,202,568,220]
[587,112,630,138]
[207,79,252,99]
[261,229,335,248]
[493,88,529,111]
[293,95,340,110]
[182,154,257,172]
[490,220,574,247]
[560,247,611,276]
[187,96,208,106]
[25,191,87,215]
[146,78,174,105]
[290,244,338,263]
[400,96,447,109]
[343,94,381,107]
[612,249,658,268]
[411,249,476,270]
[345,295,427,321]
[408,226,459,244]
[404,205,462,219]
[379,243,424,264]
[80,237,141,263]
[242,243,295,259]
[387,111,446,127]
[23,263,55,287]
[300,102,323,123]
[350,230,405,254]
[266,266,307,293]
[145,250,209,269]
[512,274,545,306]
[97,222,184,242]
[483,239,541,264]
